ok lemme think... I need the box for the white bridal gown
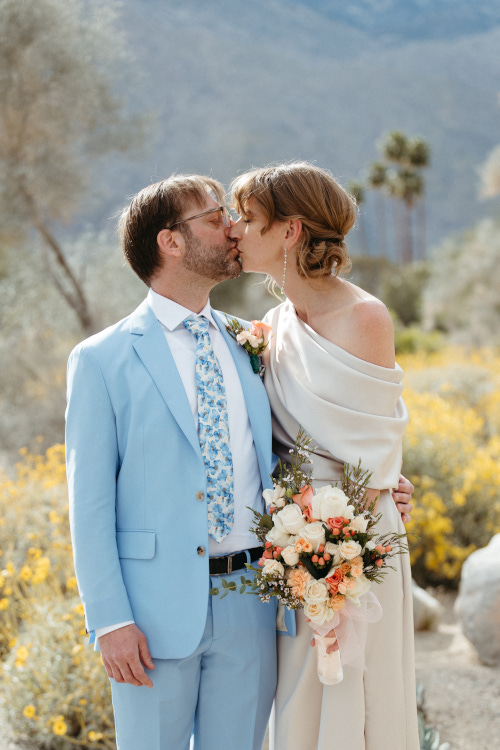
[263,301,420,750]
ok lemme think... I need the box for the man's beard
[181,225,241,282]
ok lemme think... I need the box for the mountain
[289,0,500,41]
[83,0,500,254]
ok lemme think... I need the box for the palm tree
[366,161,388,257]
[407,137,430,260]
[378,131,430,263]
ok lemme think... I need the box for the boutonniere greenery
[225,317,272,373]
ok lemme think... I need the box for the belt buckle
[226,553,234,575]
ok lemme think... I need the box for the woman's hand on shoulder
[349,298,395,368]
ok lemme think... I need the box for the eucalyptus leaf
[209,588,219,596]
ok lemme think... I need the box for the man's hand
[99,624,155,688]
[392,474,414,524]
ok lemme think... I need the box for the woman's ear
[286,218,302,246]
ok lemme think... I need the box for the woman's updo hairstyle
[231,162,355,278]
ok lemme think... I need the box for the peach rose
[338,576,357,594]
[292,485,316,520]
[251,320,272,346]
[325,567,343,596]
[295,538,313,554]
[350,556,364,577]
[330,594,347,612]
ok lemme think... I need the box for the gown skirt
[262,301,420,750]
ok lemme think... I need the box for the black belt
[209,546,263,576]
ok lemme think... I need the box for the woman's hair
[231,162,355,279]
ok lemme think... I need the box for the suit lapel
[130,301,201,459]
[213,311,273,490]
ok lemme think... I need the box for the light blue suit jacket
[66,299,296,660]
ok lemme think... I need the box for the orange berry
[375,558,384,567]
[311,555,319,563]
[265,541,272,549]
[318,557,325,565]
[318,545,325,554]
[323,552,331,561]
[385,545,392,553]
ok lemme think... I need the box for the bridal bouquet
[210,430,407,685]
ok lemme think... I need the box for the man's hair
[118,175,226,284]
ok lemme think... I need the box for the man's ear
[157,228,183,259]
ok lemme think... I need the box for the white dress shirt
[96,290,264,640]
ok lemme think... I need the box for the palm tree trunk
[375,192,388,257]
[402,201,414,264]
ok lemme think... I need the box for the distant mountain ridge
[84,0,500,254]
[290,0,500,41]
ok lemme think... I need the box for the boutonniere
[225,317,272,374]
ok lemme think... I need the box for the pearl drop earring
[280,247,287,295]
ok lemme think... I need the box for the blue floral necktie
[183,316,234,542]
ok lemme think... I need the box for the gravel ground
[415,590,500,749]
[1,592,499,749]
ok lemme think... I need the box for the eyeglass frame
[167,205,231,230]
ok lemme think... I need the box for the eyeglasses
[168,205,231,230]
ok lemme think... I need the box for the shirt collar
[147,288,217,332]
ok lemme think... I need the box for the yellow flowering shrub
[2,597,115,749]
[400,347,500,586]
[0,445,116,747]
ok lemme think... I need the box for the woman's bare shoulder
[346,296,395,367]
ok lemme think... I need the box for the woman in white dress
[229,162,420,750]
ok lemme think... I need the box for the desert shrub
[400,348,500,586]
[394,324,444,355]
[382,261,430,326]
[0,445,116,747]
[2,596,114,749]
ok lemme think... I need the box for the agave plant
[417,683,451,750]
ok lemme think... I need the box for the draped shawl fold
[263,301,408,490]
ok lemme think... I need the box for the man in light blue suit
[66,174,413,750]
[66,175,284,750]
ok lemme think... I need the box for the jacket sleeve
[65,345,134,634]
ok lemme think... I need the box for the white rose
[304,600,333,625]
[262,485,286,509]
[281,545,300,566]
[304,578,329,604]
[349,515,369,533]
[324,542,342,566]
[265,522,291,549]
[276,504,308,535]
[236,331,249,343]
[311,486,355,522]
[261,559,285,578]
[345,574,371,605]
[288,535,299,547]
[301,521,326,552]
[339,540,362,560]
[247,334,260,348]
[365,540,376,551]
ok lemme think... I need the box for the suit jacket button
[197,546,205,556]
[195,491,204,501]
